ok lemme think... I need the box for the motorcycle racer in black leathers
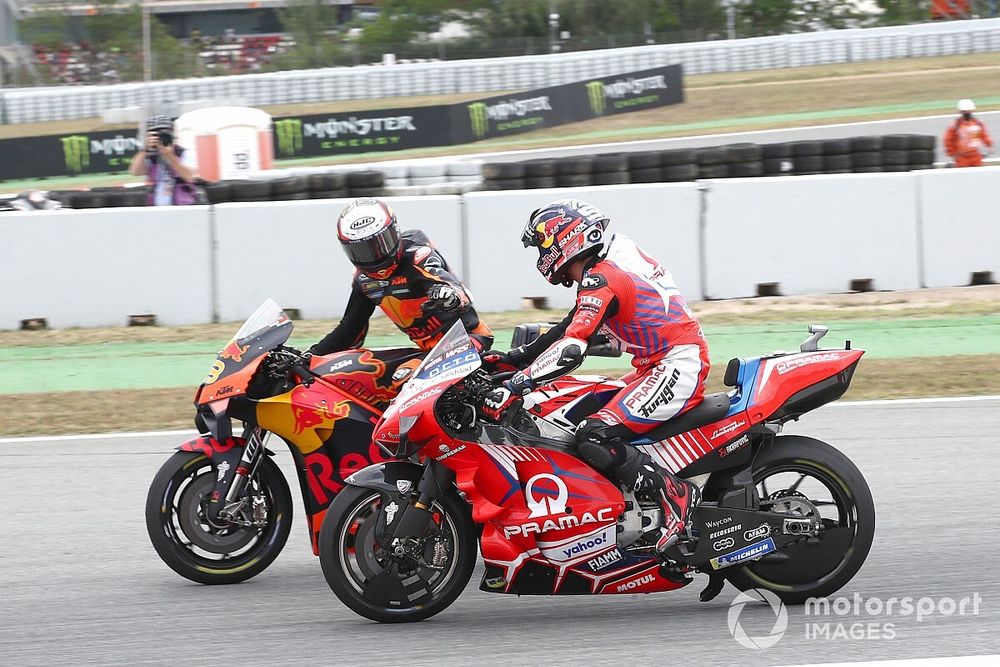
[312,198,493,355]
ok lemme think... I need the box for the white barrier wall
[213,196,464,323]
[702,174,921,299]
[3,168,997,330]
[917,167,1000,288]
[0,206,213,329]
[463,183,703,312]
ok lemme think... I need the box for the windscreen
[390,320,482,413]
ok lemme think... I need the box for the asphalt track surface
[1,397,998,666]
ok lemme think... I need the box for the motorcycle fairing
[176,435,248,520]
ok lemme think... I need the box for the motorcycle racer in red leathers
[312,198,493,355]
[484,199,709,554]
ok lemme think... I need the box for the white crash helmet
[958,99,976,112]
[336,198,402,276]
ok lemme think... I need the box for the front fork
[218,427,268,526]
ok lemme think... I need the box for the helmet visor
[341,223,401,270]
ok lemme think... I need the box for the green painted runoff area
[2,315,998,394]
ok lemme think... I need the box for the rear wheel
[145,451,292,584]
[725,435,875,604]
[319,485,476,623]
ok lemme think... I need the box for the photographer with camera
[129,115,201,206]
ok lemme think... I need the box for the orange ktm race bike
[145,299,424,584]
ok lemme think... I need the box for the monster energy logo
[468,102,488,139]
[274,118,303,157]
[61,135,90,173]
[586,81,606,116]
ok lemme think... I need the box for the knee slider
[575,418,626,472]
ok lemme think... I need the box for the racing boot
[614,447,701,554]
[575,420,701,554]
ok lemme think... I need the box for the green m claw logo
[468,102,488,139]
[586,81,606,116]
[274,118,303,157]
[61,135,90,173]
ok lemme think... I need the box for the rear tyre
[724,435,875,604]
[145,451,292,585]
[319,485,476,623]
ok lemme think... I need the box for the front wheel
[725,435,875,604]
[145,451,293,584]
[318,485,476,623]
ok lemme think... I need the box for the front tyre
[145,451,292,584]
[318,485,476,623]
[725,435,875,604]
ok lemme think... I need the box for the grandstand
[17,0,363,36]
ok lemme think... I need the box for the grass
[3,354,997,437]
[4,52,1000,190]
[2,285,997,348]
[2,286,999,436]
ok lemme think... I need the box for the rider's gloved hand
[423,284,462,313]
[504,371,536,396]
[482,346,527,372]
[482,387,520,423]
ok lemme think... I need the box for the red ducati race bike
[318,321,875,622]
[146,299,423,583]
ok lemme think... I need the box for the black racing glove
[422,284,462,313]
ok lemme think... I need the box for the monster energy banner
[270,104,454,159]
[0,130,143,180]
[453,64,683,143]
[0,65,682,180]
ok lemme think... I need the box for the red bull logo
[220,341,250,363]
[290,385,351,435]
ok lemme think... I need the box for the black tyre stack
[660,149,698,182]
[850,136,883,173]
[482,162,526,190]
[523,159,556,189]
[696,146,729,179]
[725,143,764,178]
[346,170,385,197]
[762,143,795,177]
[556,156,594,188]
[790,140,824,175]
[592,153,630,186]
[821,138,852,174]
[881,134,911,172]
[271,175,310,201]
[230,179,273,202]
[908,134,936,170]
[309,172,349,199]
[627,151,663,183]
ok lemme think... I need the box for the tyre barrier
[48,135,939,208]
[479,133,938,191]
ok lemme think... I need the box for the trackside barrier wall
[2,170,997,330]
[0,206,213,329]
[462,184,703,312]
[212,197,464,323]
[917,166,1000,288]
[701,174,921,299]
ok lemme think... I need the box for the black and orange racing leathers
[313,230,494,355]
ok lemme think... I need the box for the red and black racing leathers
[313,230,493,355]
